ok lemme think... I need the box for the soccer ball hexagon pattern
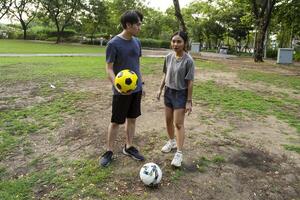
[114,69,138,94]
[139,162,162,186]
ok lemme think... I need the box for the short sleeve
[163,58,167,73]
[106,42,117,63]
[185,59,195,80]
[138,39,142,57]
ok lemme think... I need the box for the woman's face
[171,35,185,53]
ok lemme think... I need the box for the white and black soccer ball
[139,162,162,186]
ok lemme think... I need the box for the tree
[140,8,163,39]
[106,0,145,35]
[9,0,39,40]
[80,0,108,43]
[218,1,252,52]
[249,0,276,62]
[172,0,187,32]
[40,0,83,43]
[0,0,12,20]
[275,0,300,48]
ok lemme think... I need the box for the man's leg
[100,94,127,167]
[107,122,120,151]
[122,118,145,160]
[122,92,144,161]
[125,118,136,148]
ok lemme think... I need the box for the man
[100,10,145,167]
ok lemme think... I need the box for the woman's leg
[165,106,174,139]
[173,108,185,151]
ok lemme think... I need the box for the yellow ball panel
[114,69,138,94]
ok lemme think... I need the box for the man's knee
[126,118,136,124]
[110,122,120,128]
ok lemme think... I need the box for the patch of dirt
[194,59,300,100]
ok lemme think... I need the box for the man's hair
[120,10,143,29]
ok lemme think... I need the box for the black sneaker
[99,151,113,167]
[122,145,145,161]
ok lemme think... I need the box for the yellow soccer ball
[114,69,138,94]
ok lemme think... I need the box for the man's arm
[106,62,115,84]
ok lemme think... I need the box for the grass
[283,144,300,154]
[170,169,185,181]
[1,40,300,199]
[0,57,107,83]
[0,56,163,84]
[196,155,226,173]
[238,70,300,91]
[194,59,227,71]
[0,92,88,160]
[193,80,300,133]
[0,39,105,54]
[0,158,112,200]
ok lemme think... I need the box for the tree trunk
[172,0,187,32]
[251,0,275,62]
[254,29,264,62]
[20,20,27,40]
[55,19,61,43]
[23,28,27,40]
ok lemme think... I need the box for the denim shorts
[164,87,187,109]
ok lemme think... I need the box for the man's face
[126,19,142,36]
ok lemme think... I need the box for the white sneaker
[171,152,183,167]
[161,140,177,153]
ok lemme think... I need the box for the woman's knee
[174,122,184,129]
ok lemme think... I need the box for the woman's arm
[156,73,166,100]
[186,80,193,115]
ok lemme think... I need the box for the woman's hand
[185,100,192,115]
[156,90,162,100]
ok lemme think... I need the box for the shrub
[267,49,277,59]
[81,38,108,46]
[294,51,300,61]
[140,38,170,48]
[47,30,77,38]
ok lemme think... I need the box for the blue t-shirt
[106,36,142,95]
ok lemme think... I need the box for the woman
[157,31,195,167]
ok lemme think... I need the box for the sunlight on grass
[0,57,106,83]
[0,57,163,84]
[0,39,105,54]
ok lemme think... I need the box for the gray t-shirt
[163,52,195,90]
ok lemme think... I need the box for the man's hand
[142,89,146,98]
